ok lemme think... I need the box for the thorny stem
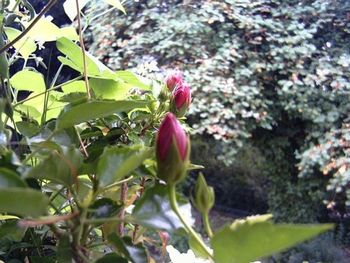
[168,185,214,260]
[75,0,91,99]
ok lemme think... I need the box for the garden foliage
[87,0,350,221]
[0,0,339,262]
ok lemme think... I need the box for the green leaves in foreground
[97,145,152,187]
[0,188,48,217]
[211,215,333,263]
[132,184,191,232]
[56,100,148,130]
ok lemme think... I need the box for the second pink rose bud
[171,83,191,118]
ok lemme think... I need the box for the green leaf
[61,80,87,94]
[25,146,83,186]
[0,220,26,241]
[4,27,36,59]
[16,121,40,137]
[104,0,126,14]
[108,234,148,263]
[57,37,110,76]
[131,184,190,232]
[63,0,89,21]
[56,100,147,130]
[115,71,151,90]
[88,198,122,220]
[11,70,46,92]
[95,253,128,263]
[97,145,152,187]
[57,235,74,263]
[22,17,61,42]
[0,188,48,217]
[0,168,27,188]
[90,78,130,100]
[211,215,334,263]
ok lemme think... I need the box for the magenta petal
[156,113,188,160]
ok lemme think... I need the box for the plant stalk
[168,185,213,260]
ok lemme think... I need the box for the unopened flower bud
[156,113,190,185]
[194,173,215,214]
[165,71,183,91]
[171,83,191,117]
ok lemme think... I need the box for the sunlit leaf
[11,70,46,92]
[104,0,126,14]
[211,215,333,263]
[4,27,36,59]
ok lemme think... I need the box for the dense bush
[87,0,350,223]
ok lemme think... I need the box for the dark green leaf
[88,198,122,220]
[108,234,148,263]
[0,188,48,217]
[97,145,152,187]
[56,100,147,130]
[57,235,73,263]
[0,220,26,241]
[0,168,27,188]
[131,184,189,232]
[95,253,128,263]
[25,146,82,186]
[211,215,333,263]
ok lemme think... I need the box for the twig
[18,212,79,228]
[0,0,58,55]
[75,0,91,99]
[132,177,146,242]
[118,182,128,236]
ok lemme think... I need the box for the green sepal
[157,136,190,185]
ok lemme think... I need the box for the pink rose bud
[165,71,184,91]
[156,113,190,184]
[171,83,191,117]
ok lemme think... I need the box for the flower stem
[168,185,213,260]
[203,213,213,238]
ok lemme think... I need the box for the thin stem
[75,0,91,99]
[132,177,146,243]
[202,213,213,238]
[118,182,128,236]
[168,185,213,260]
[0,0,58,55]
[14,76,83,106]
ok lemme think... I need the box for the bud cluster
[165,71,192,118]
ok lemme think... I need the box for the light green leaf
[104,0,126,14]
[90,78,130,100]
[57,37,111,76]
[59,26,79,41]
[115,71,151,90]
[0,188,48,217]
[97,145,152,187]
[61,80,87,94]
[22,17,61,42]
[56,100,148,130]
[211,215,333,263]
[11,70,46,92]
[4,27,36,59]
[63,0,89,21]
